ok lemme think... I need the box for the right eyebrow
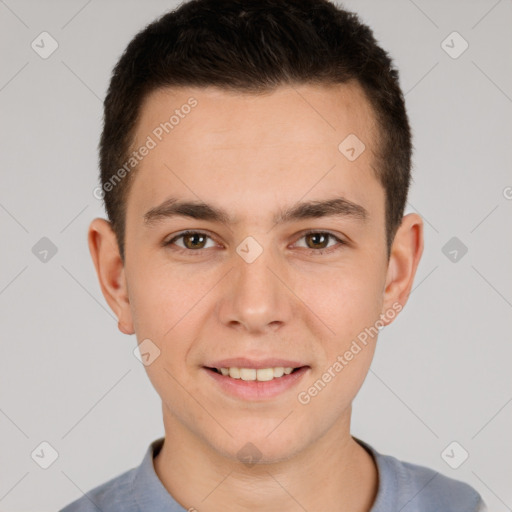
[275,197,368,224]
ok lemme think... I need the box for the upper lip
[205,358,308,369]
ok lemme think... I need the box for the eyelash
[164,230,346,256]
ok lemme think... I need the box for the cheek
[126,262,209,389]
[297,263,384,413]
[296,344,375,429]
[126,260,201,338]
[297,262,385,343]
[296,273,381,416]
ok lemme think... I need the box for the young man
[61,0,486,510]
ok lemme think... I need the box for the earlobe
[381,213,424,325]
[88,218,135,335]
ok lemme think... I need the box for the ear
[380,213,424,326]
[88,218,134,335]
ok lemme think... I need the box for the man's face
[121,83,392,461]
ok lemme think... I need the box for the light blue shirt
[60,437,486,511]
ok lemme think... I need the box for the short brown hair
[99,0,412,260]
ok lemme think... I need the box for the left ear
[380,213,424,325]
[88,218,135,335]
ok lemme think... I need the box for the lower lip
[204,367,309,401]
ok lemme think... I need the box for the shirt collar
[132,437,184,510]
[131,436,390,511]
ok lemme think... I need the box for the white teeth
[228,367,240,379]
[218,366,297,381]
[240,368,257,381]
[273,367,284,378]
[256,368,274,381]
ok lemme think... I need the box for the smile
[204,365,310,400]
[211,366,296,381]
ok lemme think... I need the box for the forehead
[135,82,377,151]
[127,82,382,224]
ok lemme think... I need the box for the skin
[89,82,423,511]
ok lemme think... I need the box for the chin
[209,426,307,466]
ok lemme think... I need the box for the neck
[153,406,378,512]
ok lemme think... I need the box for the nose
[217,241,293,334]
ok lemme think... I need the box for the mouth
[203,362,310,400]
[205,366,304,381]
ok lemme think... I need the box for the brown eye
[294,231,346,254]
[182,232,208,249]
[304,232,330,249]
[165,231,217,252]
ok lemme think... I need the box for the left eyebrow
[144,197,233,226]
[143,196,368,227]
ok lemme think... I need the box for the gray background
[0,0,511,510]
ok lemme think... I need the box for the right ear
[88,218,134,335]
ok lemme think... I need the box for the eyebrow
[143,196,368,227]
